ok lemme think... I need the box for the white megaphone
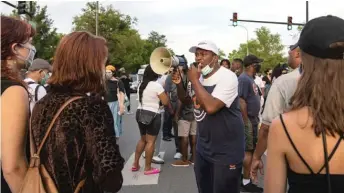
[150,47,188,75]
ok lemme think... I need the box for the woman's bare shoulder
[2,85,29,104]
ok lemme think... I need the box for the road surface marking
[122,152,165,186]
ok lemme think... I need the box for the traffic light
[17,1,27,15]
[287,16,293,30]
[232,12,238,27]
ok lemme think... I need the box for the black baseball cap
[289,42,299,51]
[243,54,264,66]
[298,15,344,59]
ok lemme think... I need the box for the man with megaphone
[171,41,245,193]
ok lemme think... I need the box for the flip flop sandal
[144,168,160,175]
[131,166,140,172]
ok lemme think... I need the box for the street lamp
[230,24,249,56]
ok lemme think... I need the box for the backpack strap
[30,96,83,156]
[26,81,43,102]
[34,85,41,102]
[27,81,36,85]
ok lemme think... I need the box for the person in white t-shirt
[132,65,173,175]
[142,74,168,164]
[24,58,52,113]
[254,74,265,119]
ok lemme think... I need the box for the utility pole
[306,1,309,22]
[29,1,33,19]
[95,1,99,36]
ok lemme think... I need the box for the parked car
[129,74,138,93]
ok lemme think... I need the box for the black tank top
[280,114,344,193]
[1,78,26,193]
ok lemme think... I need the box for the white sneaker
[152,155,164,164]
[174,152,182,159]
[142,152,145,158]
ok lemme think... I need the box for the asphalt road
[118,94,265,193]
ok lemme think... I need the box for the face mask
[200,57,215,76]
[40,72,50,85]
[105,72,112,79]
[16,44,36,69]
[254,64,261,73]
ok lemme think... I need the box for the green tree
[297,25,303,32]
[10,2,62,60]
[141,31,175,64]
[228,27,286,71]
[168,48,175,55]
[147,31,167,48]
[218,49,226,60]
[73,2,145,72]
[73,3,174,72]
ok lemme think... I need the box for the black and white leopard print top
[31,86,124,193]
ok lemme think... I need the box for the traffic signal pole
[230,1,309,28]
[1,1,33,19]
[1,1,16,9]
[230,19,305,27]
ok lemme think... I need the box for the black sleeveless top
[280,114,344,193]
[1,78,27,193]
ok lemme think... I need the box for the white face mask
[16,44,36,69]
[200,57,215,76]
[105,72,112,79]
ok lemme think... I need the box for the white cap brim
[189,44,219,55]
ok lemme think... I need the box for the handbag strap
[74,178,86,193]
[30,96,83,156]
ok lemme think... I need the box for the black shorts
[249,116,259,149]
[136,109,161,136]
[194,152,241,193]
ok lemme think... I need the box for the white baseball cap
[189,40,219,55]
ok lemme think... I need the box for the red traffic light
[287,16,293,30]
[288,16,293,25]
[233,12,238,22]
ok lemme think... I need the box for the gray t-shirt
[179,80,194,121]
[165,74,178,103]
[262,68,300,125]
[238,73,261,124]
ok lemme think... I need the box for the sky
[1,0,343,63]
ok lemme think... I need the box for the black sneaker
[240,182,263,193]
[162,136,172,141]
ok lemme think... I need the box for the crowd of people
[1,14,344,193]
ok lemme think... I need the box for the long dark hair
[138,65,159,104]
[290,50,344,136]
